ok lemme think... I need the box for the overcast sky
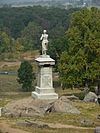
[0,0,62,4]
[0,0,40,3]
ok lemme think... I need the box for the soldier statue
[40,30,48,55]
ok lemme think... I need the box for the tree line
[0,6,78,53]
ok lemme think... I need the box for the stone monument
[32,30,58,100]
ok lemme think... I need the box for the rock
[3,97,52,117]
[46,96,80,114]
[2,108,14,117]
[3,96,80,117]
[94,127,100,133]
[80,119,94,127]
[16,120,49,128]
[97,95,100,104]
[97,115,100,119]
[83,92,98,102]
[16,121,31,127]
[83,86,90,95]
[59,96,71,103]
[65,95,79,101]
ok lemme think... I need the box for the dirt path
[0,61,21,68]
[0,121,30,133]
[48,123,94,130]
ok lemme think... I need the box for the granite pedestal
[32,55,58,100]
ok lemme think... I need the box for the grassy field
[0,75,100,133]
[0,51,39,72]
[0,75,31,107]
[0,75,20,92]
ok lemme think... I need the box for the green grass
[36,103,100,127]
[0,92,31,107]
[0,75,31,106]
[0,75,99,133]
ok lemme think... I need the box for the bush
[17,60,34,91]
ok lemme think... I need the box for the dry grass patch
[0,75,20,92]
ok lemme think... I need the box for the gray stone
[16,120,49,128]
[65,95,79,101]
[16,121,31,126]
[3,97,80,117]
[97,95,100,104]
[3,97,53,117]
[97,115,100,119]
[83,86,90,95]
[94,127,100,133]
[80,119,94,127]
[83,92,98,102]
[46,96,80,114]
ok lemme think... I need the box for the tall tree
[59,8,100,91]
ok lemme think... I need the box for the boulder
[97,115,100,119]
[46,96,80,114]
[3,97,52,117]
[65,95,79,101]
[83,92,98,102]
[80,119,94,127]
[3,96,80,117]
[94,127,100,133]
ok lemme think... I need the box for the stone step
[32,92,58,100]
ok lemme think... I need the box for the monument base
[32,91,58,100]
[32,86,58,100]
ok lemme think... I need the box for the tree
[20,22,42,51]
[59,8,100,91]
[0,31,12,52]
[48,36,68,70]
[17,60,34,91]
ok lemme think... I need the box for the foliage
[48,36,68,70]
[19,22,42,51]
[0,6,73,38]
[59,7,100,89]
[0,31,13,52]
[0,6,79,53]
[17,60,34,91]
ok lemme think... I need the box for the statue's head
[43,30,47,33]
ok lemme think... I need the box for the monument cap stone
[35,55,55,66]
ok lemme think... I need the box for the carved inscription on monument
[41,67,52,88]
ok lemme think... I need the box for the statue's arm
[40,34,43,40]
